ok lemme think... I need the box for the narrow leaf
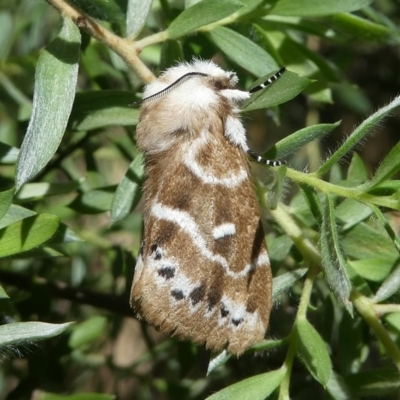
[272,268,307,301]
[345,368,400,397]
[0,204,36,230]
[272,0,372,17]
[335,199,372,230]
[68,316,107,349]
[348,257,396,282]
[167,0,243,39]
[69,188,115,214]
[0,214,60,258]
[0,285,9,299]
[266,122,340,160]
[320,195,352,312]
[15,181,81,201]
[209,27,278,77]
[326,371,353,400]
[364,140,400,190]
[0,188,14,221]
[69,91,138,131]
[318,95,400,176]
[0,322,72,347]
[0,141,19,164]
[126,0,153,38]
[207,350,231,375]
[347,152,368,182]
[206,368,285,400]
[343,221,399,260]
[111,154,144,224]
[332,13,397,43]
[242,70,310,112]
[296,318,332,386]
[16,17,80,189]
[374,258,400,302]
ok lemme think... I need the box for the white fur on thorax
[141,60,250,151]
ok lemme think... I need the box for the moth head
[141,59,249,110]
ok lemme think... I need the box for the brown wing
[131,126,272,356]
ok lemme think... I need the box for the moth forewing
[131,60,274,356]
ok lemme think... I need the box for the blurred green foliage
[0,0,400,399]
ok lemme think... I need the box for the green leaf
[347,153,368,182]
[167,0,244,39]
[266,122,340,160]
[243,70,310,112]
[36,393,115,400]
[206,368,285,400]
[320,195,352,312]
[0,322,72,347]
[318,95,400,176]
[209,26,278,77]
[0,214,60,258]
[15,17,80,190]
[68,316,107,349]
[0,204,36,229]
[69,91,139,131]
[266,165,286,209]
[111,154,144,225]
[348,257,397,282]
[296,318,332,386]
[126,0,153,38]
[374,259,400,302]
[69,188,115,214]
[385,313,400,334]
[343,222,398,260]
[15,181,81,202]
[0,188,14,221]
[69,0,124,25]
[299,184,323,224]
[326,371,353,400]
[364,140,400,190]
[345,368,400,397]
[272,268,307,301]
[266,234,293,263]
[160,40,184,71]
[207,350,231,375]
[335,199,372,230]
[332,13,397,42]
[271,0,372,17]
[0,141,19,164]
[0,285,9,299]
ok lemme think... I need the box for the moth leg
[247,149,286,167]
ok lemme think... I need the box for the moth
[130,59,285,356]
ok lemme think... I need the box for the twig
[46,0,155,83]
[0,269,134,318]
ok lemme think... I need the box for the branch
[0,269,134,318]
[46,0,155,83]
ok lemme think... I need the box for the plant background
[0,0,400,399]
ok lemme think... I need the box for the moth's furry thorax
[136,60,250,154]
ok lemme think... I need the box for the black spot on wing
[189,283,206,306]
[157,266,175,280]
[232,318,244,326]
[171,289,185,300]
[220,304,229,318]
